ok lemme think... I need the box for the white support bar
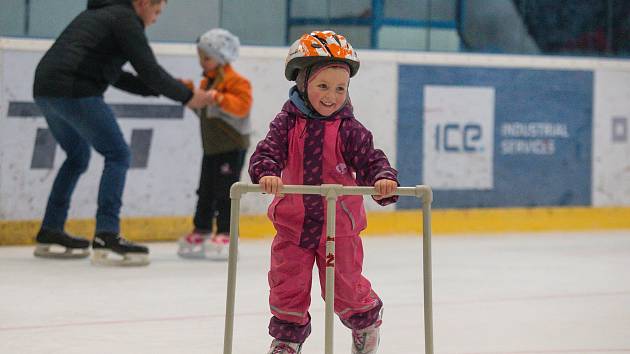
[324,193,337,353]
[224,182,434,354]
[230,183,432,200]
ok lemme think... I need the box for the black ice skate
[91,232,150,266]
[33,228,90,259]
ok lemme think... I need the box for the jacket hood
[88,0,132,10]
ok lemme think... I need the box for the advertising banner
[397,65,593,209]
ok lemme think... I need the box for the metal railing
[223,182,434,354]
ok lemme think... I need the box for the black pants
[193,150,246,234]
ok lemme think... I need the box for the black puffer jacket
[33,0,192,104]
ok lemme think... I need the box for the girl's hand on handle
[373,179,397,200]
[260,176,284,196]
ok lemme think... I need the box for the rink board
[397,65,593,209]
[1,38,629,244]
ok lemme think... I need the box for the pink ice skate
[177,231,211,259]
[351,309,383,354]
[206,232,230,260]
[267,339,302,354]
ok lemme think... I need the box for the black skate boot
[91,232,150,266]
[33,228,90,259]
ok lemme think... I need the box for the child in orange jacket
[178,28,253,260]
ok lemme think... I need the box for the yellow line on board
[1,207,629,246]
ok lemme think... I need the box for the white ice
[1,231,630,354]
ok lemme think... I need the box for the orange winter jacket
[195,64,253,155]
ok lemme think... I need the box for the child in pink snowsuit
[249,30,399,354]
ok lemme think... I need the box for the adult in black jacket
[32,0,209,266]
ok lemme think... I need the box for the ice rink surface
[2,230,630,354]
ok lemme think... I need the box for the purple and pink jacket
[249,97,399,248]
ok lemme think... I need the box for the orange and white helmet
[285,30,360,81]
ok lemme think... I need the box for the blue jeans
[34,96,130,234]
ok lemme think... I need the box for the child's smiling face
[306,67,350,117]
[197,49,220,73]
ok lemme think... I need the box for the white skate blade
[177,247,230,261]
[177,248,208,259]
[91,249,150,267]
[204,242,230,261]
[177,242,208,260]
[33,244,90,259]
[177,240,230,261]
[205,250,229,261]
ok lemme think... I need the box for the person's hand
[259,176,283,196]
[186,88,212,109]
[373,179,397,200]
[203,89,220,106]
[178,78,194,91]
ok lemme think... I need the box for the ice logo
[336,163,347,174]
[434,123,483,152]
[423,85,495,190]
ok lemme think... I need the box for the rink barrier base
[1,206,630,246]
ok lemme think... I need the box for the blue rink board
[396,65,593,209]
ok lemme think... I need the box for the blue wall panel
[397,65,593,209]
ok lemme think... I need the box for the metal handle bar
[230,183,432,202]
[224,182,434,354]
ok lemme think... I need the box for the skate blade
[177,243,230,261]
[91,249,150,267]
[33,244,90,259]
[177,249,208,260]
[176,242,208,260]
[205,242,230,261]
[177,249,229,261]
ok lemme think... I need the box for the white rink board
[1,38,630,223]
[0,39,397,220]
[592,70,630,206]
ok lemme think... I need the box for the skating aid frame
[223,183,434,354]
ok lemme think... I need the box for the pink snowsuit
[249,92,398,343]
